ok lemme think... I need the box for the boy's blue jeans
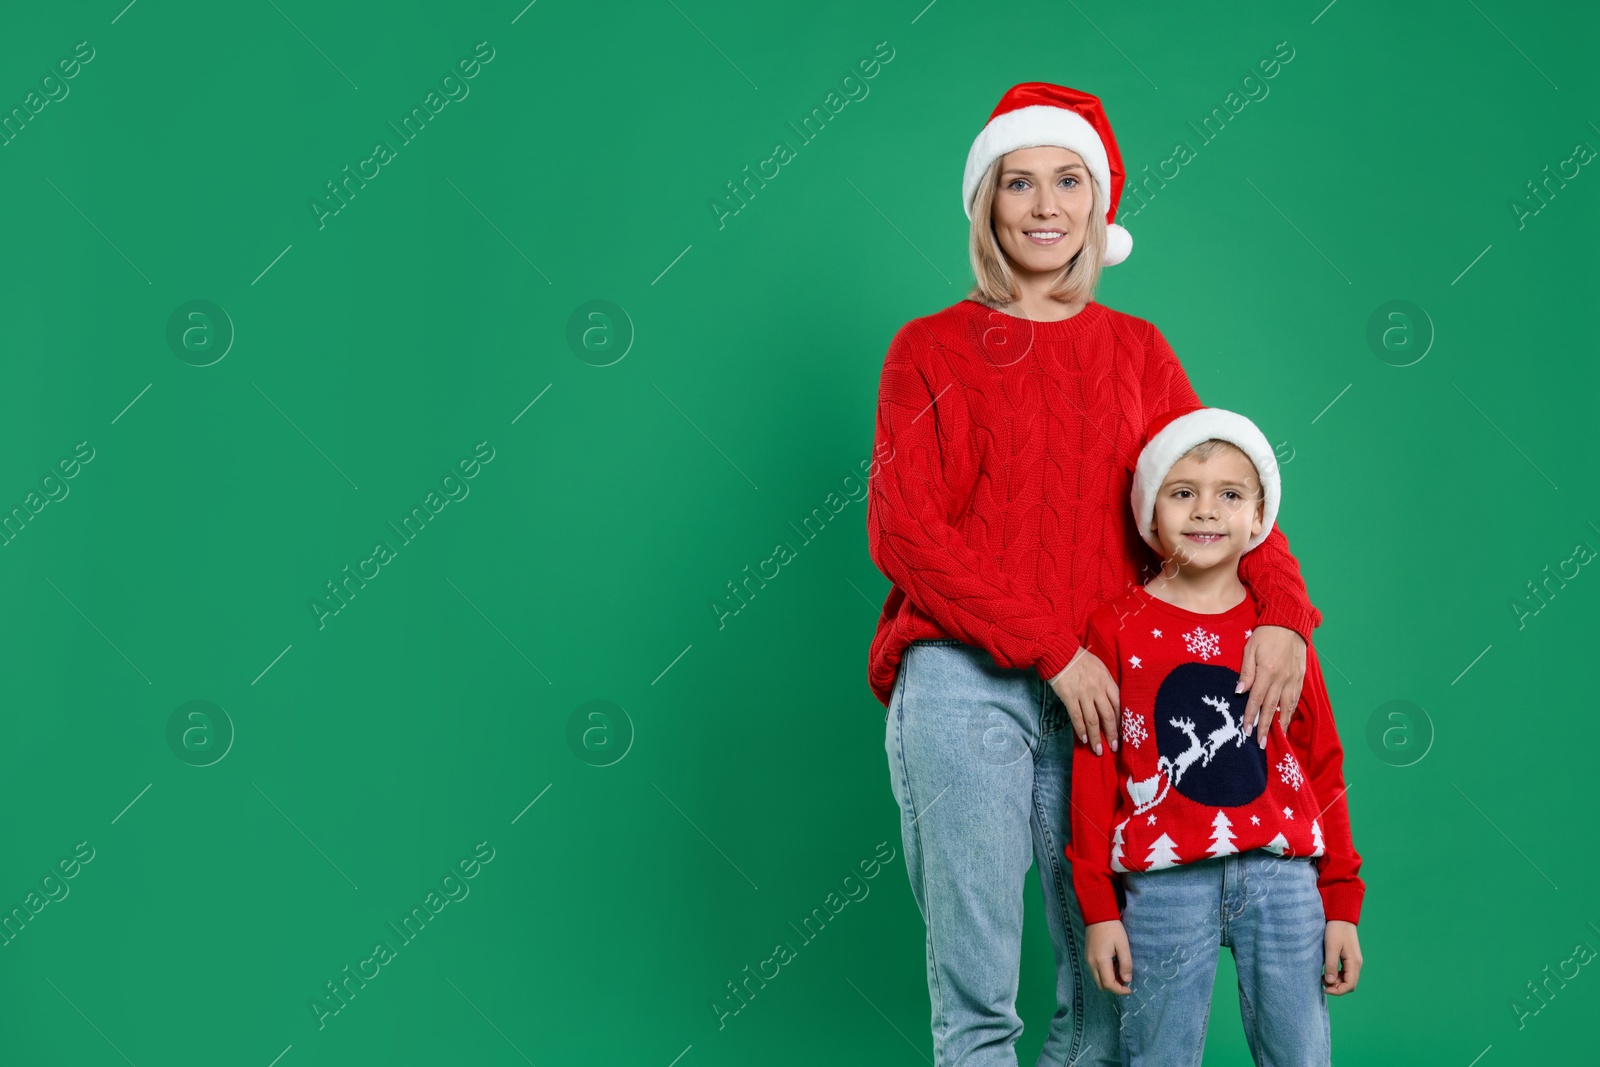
[885,638,1121,1067]
[1118,851,1331,1066]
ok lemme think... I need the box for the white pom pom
[1105,223,1133,266]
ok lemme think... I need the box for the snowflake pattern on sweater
[1182,626,1221,661]
[1066,585,1365,926]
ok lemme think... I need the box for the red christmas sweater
[865,299,1322,707]
[1067,584,1364,926]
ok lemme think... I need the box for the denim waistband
[908,638,969,648]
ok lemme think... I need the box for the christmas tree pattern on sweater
[1068,584,1365,925]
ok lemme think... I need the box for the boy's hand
[1323,920,1362,995]
[1049,647,1120,755]
[1086,920,1133,995]
[1237,625,1306,746]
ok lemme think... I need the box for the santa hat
[963,82,1133,266]
[1129,405,1280,555]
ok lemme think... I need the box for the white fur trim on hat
[963,104,1132,266]
[1131,409,1280,555]
[1105,222,1132,266]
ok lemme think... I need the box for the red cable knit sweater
[866,298,1322,707]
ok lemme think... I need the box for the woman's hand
[1086,920,1133,994]
[1049,647,1119,754]
[1236,624,1306,746]
[1323,920,1362,995]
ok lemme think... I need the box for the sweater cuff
[1035,636,1086,687]
[1254,600,1321,646]
[1319,883,1364,926]
[1073,873,1122,926]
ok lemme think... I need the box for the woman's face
[991,146,1094,275]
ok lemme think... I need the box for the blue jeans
[885,638,1121,1066]
[1118,852,1330,1066]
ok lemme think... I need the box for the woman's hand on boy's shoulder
[1323,920,1362,995]
[1238,625,1307,746]
[1050,647,1120,755]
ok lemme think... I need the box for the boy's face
[1150,447,1265,572]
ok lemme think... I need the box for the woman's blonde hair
[965,151,1106,310]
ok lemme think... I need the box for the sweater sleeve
[1067,607,1125,925]
[867,321,1085,683]
[1142,324,1322,642]
[1285,640,1364,924]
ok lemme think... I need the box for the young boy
[1065,404,1364,1065]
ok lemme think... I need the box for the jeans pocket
[887,656,909,722]
[1038,685,1068,741]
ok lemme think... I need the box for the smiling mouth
[1024,230,1066,244]
[1183,532,1225,543]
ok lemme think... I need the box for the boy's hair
[965,153,1106,309]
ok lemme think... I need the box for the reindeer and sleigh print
[1103,621,1328,875]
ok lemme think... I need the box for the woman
[866,83,1322,1066]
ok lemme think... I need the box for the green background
[1,0,1595,1064]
